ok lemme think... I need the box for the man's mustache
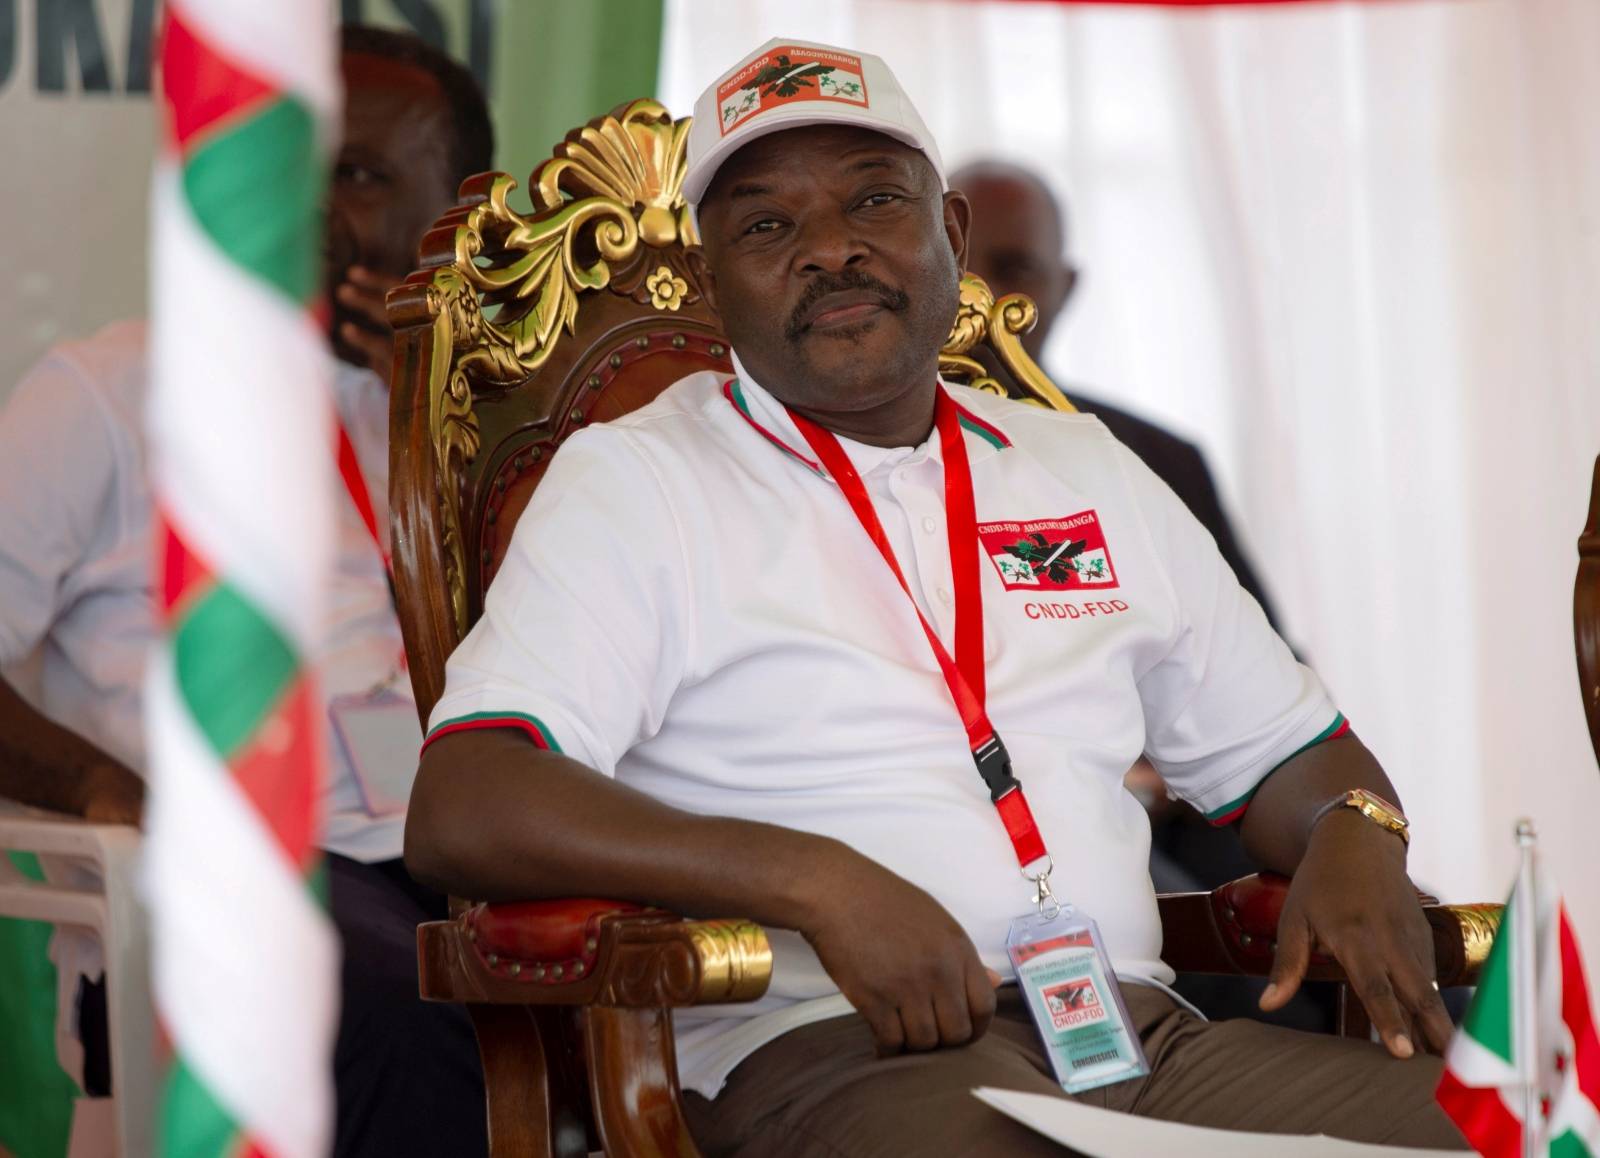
[785,271,911,341]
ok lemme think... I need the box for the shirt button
[921,516,938,534]
[937,586,954,606]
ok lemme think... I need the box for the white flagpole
[1514,819,1540,1158]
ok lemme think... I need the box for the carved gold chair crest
[386,100,1494,1158]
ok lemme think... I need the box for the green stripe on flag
[181,96,321,302]
[159,1056,247,1158]
[1463,892,1515,1064]
[174,582,298,760]
[1551,1128,1594,1158]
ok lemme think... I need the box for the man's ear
[942,190,972,271]
[685,245,721,318]
[1060,262,1080,312]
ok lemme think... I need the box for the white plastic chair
[0,806,153,1157]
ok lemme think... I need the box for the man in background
[952,161,1280,631]
[0,27,492,1157]
[953,161,1337,1031]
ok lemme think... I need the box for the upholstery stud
[609,353,623,369]
[671,334,686,350]
[509,962,521,976]
[710,343,725,357]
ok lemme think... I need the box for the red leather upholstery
[1209,873,1292,969]
[464,898,658,984]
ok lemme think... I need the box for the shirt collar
[724,349,1012,481]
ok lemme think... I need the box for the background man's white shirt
[0,321,414,862]
[430,355,1340,1097]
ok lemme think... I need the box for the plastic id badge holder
[1007,906,1149,1095]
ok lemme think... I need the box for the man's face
[690,125,969,417]
[954,171,1076,362]
[326,52,456,363]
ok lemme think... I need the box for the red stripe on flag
[228,678,321,870]
[161,10,279,150]
[1559,905,1600,1103]
[1435,1068,1520,1158]
[159,517,216,617]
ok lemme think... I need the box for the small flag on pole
[1437,822,1600,1157]
[145,2,342,1156]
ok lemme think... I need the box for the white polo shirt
[0,321,415,862]
[428,356,1341,1096]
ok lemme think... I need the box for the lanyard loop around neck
[779,385,1051,881]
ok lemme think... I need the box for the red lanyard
[785,387,1050,875]
[336,417,409,675]
[335,418,389,573]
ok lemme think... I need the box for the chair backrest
[1579,454,1600,769]
[389,98,1075,723]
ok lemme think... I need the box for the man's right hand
[76,763,145,826]
[801,853,996,1056]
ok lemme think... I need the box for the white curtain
[660,0,1600,939]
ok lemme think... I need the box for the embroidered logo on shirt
[978,512,1120,592]
[717,46,869,137]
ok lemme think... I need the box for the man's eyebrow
[845,156,897,173]
[725,181,772,201]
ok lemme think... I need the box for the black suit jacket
[1064,388,1282,633]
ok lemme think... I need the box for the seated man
[407,38,1466,1156]
[0,26,492,1158]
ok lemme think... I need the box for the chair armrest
[418,897,772,1008]
[1157,872,1502,987]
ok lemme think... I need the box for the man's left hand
[334,266,400,384]
[1259,810,1454,1058]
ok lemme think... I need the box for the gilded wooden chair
[1578,455,1600,770]
[388,100,1501,1158]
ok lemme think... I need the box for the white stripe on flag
[165,0,339,122]
[148,163,335,657]
[143,651,339,1158]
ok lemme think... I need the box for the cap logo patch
[717,46,869,138]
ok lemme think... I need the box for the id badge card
[329,690,424,818]
[1007,906,1150,1094]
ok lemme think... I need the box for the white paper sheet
[972,1087,1465,1157]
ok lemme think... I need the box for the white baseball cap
[683,37,946,209]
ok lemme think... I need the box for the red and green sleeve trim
[422,711,564,755]
[1203,712,1351,826]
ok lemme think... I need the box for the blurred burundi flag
[145,1,340,1156]
[1437,824,1600,1158]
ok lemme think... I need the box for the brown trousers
[683,984,1469,1157]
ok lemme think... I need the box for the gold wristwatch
[1312,788,1410,846]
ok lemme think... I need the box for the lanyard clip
[1024,855,1061,920]
[973,735,1021,802]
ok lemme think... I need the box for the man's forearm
[1236,734,1405,874]
[0,674,143,820]
[405,727,858,929]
